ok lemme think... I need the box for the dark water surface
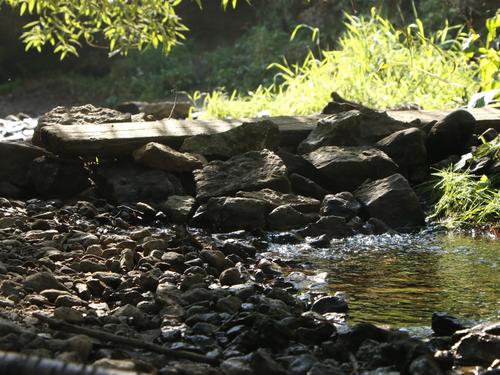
[266,230,499,328]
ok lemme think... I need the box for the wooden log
[39,108,500,157]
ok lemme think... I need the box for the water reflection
[267,232,499,327]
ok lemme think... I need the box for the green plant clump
[430,136,500,229]
[201,8,480,119]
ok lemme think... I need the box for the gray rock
[194,149,290,201]
[432,312,472,337]
[320,192,361,219]
[311,295,348,314]
[375,127,427,169]
[251,348,287,375]
[215,295,242,314]
[298,110,410,153]
[355,174,425,230]
[452,331,500,366]
[236,188,320,214]
[199,250,226,270]
[304,146,398,192]
[34,104,131,146]
[267,204,317,230]
[298,215,353,239]
[23,272,68,292]
[426,109,476,163]
[161,195,196,223]
[133,142,205,172]
[191,197,267,232]
[220,356,253,375]
[0,141,49,197]
[290,173,329,200]
[93,163,184,203]
[28,155,91,198]
[219,267,243,286]
[181,120,280,159]
[408,355,444,375]
[112,304,150,329]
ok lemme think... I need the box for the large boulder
[33,104,131,146]
[236,188,320,214]
[191,197,267,232]
[0,141,49,196]
[28,156,91,198]
[452,322,500,367]
[181,120,280,159]
[320,192,361,220]
[297,110,410,154]
[290,173,329,200]
[267,204,317,230]
[298,215,353,239]
[161,195,196,223]
[303,146,399,192]
[93,163,184,203]
[132,142,205,172]
[194,149,290,202]
[354,174,425,230]
[426,110,476,163]
[375,127,427,169]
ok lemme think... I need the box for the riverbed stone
[267,204,317,230]
[181,120,280,159]
[219,267,243,286]
[34,104,131,146]
[355,174,424,230]
[311,295,348,314]
[28,155,91,198]
[161,195,196,223]
[236,188,320,214]
[304,146,398,192]
[23,272,68,292]
[426,109,476,163]
[320,192,361,219]
[133,142,205,172]
[298,215,353,239]
[432,312,471,337]
[0,141,50,196]
[290,173,329,200]
[298,109,410,153]
[191,197,267,232]
[194,149,290,201]
[375,127,427,170]
[93,163,184,203]
[452,331,500,366]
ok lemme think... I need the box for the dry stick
[34,313,219,365]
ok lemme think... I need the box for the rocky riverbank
[0,94,499,374]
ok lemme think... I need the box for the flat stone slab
[38,108,500,157]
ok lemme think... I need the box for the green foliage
[465,10,500,108]
[430,136,500,228]
[0,0,240,58]
[430,169,500,228]
[200,8,479,119]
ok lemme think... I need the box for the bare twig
[33,313,219,365]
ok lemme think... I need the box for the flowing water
[266,229,499,329]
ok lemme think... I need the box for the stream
[266,229,499,330]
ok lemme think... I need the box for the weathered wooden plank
[40,116,322,157]
[39,108,500,157]
[387,108,500,133]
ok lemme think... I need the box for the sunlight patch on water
[265,230,499,327]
